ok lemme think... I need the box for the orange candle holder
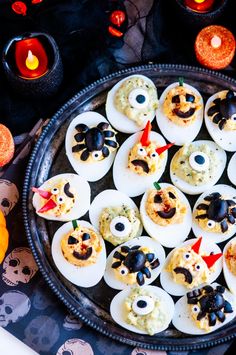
[2,32,63,98]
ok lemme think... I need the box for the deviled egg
[110,285,174,335]
[227,152,236,186]
[106,74,158,134]
[205,90,236,152]
[160,237,222,296]
[140,182,192,248]
[32,173,90,222]
[223,236,236,295]
[51,220,106,287]
[172,283,236,334]
[156,79,203,145]
[170,140,226,195]
[65,111,118,181]
[192,184,236,244]
[104,236,165,290]
[89,189,142,246]
[113,122,173,197]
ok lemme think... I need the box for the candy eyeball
[156,81,203,145]
[110,286,174,335]
[65,112,118,182]
[106,74,158,134]
[32,173,91,222]
[205,90,236,151]
[170,140,226,194]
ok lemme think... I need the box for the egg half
[205,90,236,152]
[160,238,223,296]
[156,82,203,146]
[192,184,236,244]
[227,152,236,186]
[113,131,168,197]
[105,74,158,134]
[223,236,236,295]
[110,285,174,335]
[51,220,106,287]
[140,183,192,248]
[172,283,236,335]
[32,173,90,222]
[104,236,165,290]
[170,140,226,195]
[65,111,118,182]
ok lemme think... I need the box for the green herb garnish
[72,220,78,230]
[178,77,184,86]
[153,181,161,190]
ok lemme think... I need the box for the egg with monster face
[224,236,236,295]
[170,140,227,195]
[228,152,236,186]
[110,285,174,335]
[113,121,173,197]
[32,173,90,222]
[51,220,106,287]
[140,182,192,248]
[65,111,118,182]
[172,283,236,335]
[106,75,158,134]
[156,80,203,146]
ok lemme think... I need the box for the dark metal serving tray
[22,64,236,351]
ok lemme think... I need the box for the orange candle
[184,0,215,12]
[15,38,48,79]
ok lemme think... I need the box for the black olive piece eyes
[168,192,176,199]
[154,194,162,203]
[172,95,180,103]
[186,94,195,103]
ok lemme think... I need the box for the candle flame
[25,50,39,70]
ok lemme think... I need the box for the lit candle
[184,0,215,12]
[15,37,48,79]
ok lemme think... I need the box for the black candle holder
[2,32,63,98]
[174,0,229,29]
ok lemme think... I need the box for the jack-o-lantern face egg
[163,83,202,126]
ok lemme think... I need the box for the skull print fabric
[0,179,19,216]
[0,290,31,327]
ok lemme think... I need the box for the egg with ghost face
[104,236,165,290]
[113,121,173,197]
[170,140,226,195]
[205,90,236,152]
[51,220,106,287]
[32,173,90,222]
[106,75,158,134]
[65,111,118,182]
[156,80,203,146]
[110,285,174,335]
[172,283,236,335]
[160,237,223,296]
[89,189,142,246]
[140,182,192,248]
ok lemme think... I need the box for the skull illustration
[33,280,56,310]
[131,348,167,355]
[0,290,31,327]
[24,316,60,353]
[0,179,19,216]
[63,314,83,331]
[57,339,93,355]
[2,247,38,286]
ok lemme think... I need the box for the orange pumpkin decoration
[0,209,9,263]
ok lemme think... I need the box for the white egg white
[32,173,91,222]
[140,183,192,248]
[223,236,236,295]
[65,111,118,182]
[205,91,236,152]
[170,140,227,195]
[156,82,203,146]
[105,74,157,134]
[228,152,236,186]
[89,189,143,238]
[160,238,223,296]
[110,285,174,335]
[192,184,236,244]
[51,220,106,287]
[113,131,168,197]
[104,236,165,290]
[172,282,236,335]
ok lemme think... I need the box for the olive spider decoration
[195,192,236,233]
[187,285,233,327]
[111,245,160,286]
[207,90,236,130]
[72,122,118,161]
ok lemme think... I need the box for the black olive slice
[226,90,235,100]
[173,108,195,118]
[227,214,235,224]
[224,300,233,313]
[68,236,78,245]
[141,267,151,278]
[216,285,225,293]
[113,251,125,261]
[196,203,209,210]
[72,144,86,152]
[75,124,89,133]
[212,113,222,124]
[146,253,155,262]
[154,194,162,203]
[227,200,236,206]
[111,261,122,269]
[203,285,214,293]
[74,133,84,142]
[80,149,90,161]
[105,139,118,148]
[97,122,109,130]
[168,192,176,199]
[195,213,208,220]
[186,94,195,103]
[197,311,206,321]
[207,105,219,117]
[104,130,115,137]
[124,250,146,272]
[82,233,90,241]
[219,118,227,130]
[102,146,109,158]
[231,208,236,217]
[172,95,180,103]
[73,247,93,260]
[157,208,176,219]
[150,258,160,269]
[220,220,228,233]
[136,272,145,286]
[131,245,140,250]
[131,160,149,174]
[174,267,193,284]
[64,182,74,198]
[215,310,225,323]
[121,246,130,253]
